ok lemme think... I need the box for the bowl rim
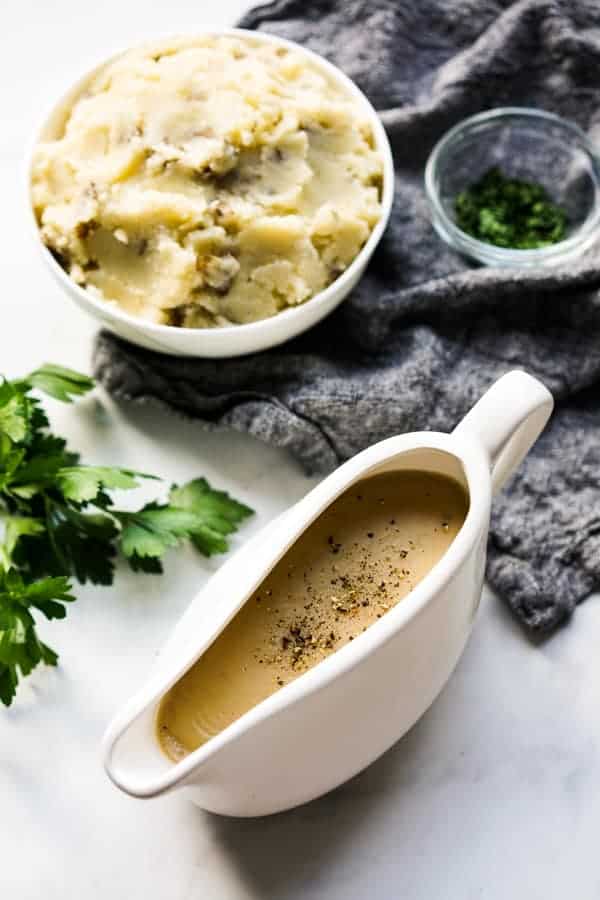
[25,27,395,346]
[424,105,600,263]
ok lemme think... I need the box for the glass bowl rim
[424,106,600,262]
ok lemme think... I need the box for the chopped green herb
[0,364,254,705]
[454,166,568,249]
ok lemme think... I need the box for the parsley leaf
[0,516,44,570]
[0,571,74,705]
[119,506,212,559]
[22,364,95,403]
[127,552,164,575]
[0,364,253,705]
[0,381,30,443]
[169,478,254,556]
[117,480,254,563]
[35,503,118,585]
[56,466,155,503]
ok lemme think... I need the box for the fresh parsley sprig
[0,365,253,706]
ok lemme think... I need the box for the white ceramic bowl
[25,28,394,358]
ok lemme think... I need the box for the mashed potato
[31,35,383,327]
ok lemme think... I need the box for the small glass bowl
[425,107,600,267]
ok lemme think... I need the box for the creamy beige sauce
[157,471,468,761]
[31,35,383,328]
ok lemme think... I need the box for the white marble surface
[2,2,600,897]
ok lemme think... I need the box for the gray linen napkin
[93,0,600,633]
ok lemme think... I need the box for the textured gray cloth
[93,0,600,633]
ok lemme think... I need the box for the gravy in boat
[157,470,468,760]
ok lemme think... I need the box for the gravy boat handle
[453,370,553,495]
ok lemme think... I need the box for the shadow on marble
[198,705,441,899]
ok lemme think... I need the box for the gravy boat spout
[103,370,553,816]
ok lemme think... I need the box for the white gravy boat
[103,370,553,816]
